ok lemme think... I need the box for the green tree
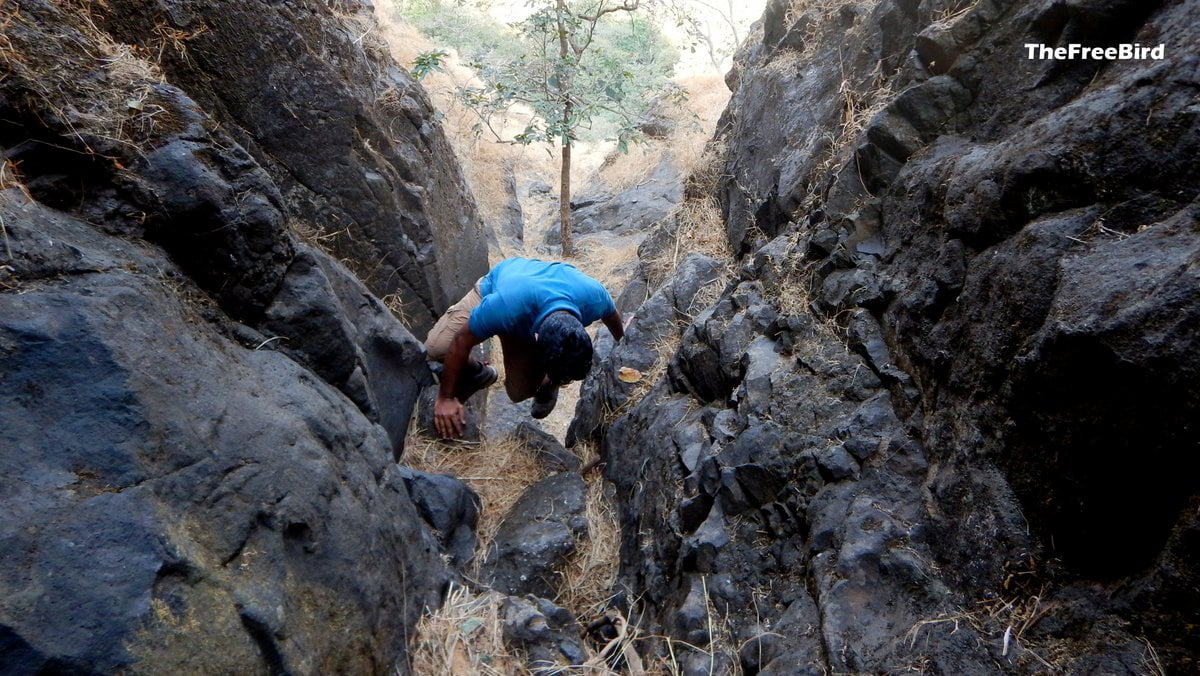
[454,0,683,257]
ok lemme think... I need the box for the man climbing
[424,257,625,439]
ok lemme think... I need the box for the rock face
[0,191,448,673]
[544,156,683,247]
[95,0,487,333]
[0,1,484,672]
[574,0,1200,672]
[568,253,727,448]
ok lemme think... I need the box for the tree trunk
[556,0,573,257]
[559,121,573,257]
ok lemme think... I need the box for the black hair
[538,310,593,384]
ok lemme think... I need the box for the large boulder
[596,273,986,672]
[544,156,683,246]
[482,473,588,599]
[0,191,449,673]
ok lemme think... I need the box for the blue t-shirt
[468,258,615,340]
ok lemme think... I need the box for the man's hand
[434,396,466,439]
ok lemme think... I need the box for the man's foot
[530,383,559,419]
[455,363,498,402]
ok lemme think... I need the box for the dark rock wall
[1,0,484,672]
[96,0,487,333]
[577,0,1199,672]
[0,189,448,674]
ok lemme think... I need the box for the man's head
[537,310,593,385]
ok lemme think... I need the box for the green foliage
[395,0,526,67]
[411,50,448,79]
[397,0,680,145]
[463,3,680,146]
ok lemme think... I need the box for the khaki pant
[424,281,544,402]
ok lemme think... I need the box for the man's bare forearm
[439,327,479,400]
[602,310,625,342]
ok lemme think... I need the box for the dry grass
[761,250,815,319]
[402,432,630,674]
[595,73,731,196]
[0,1,170,158]
[635,133,732,296]
[642,195,730,292]
[933,0,982,23]
[406,583,528,676]
[905,588,1073,672]
[829,61,895,186]
[570,236,642,297]
[556,471,621,616]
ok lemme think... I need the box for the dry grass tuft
[683,138,729,201]
[905,588,1070,672]
[642,195,730,292]
[763,252,815,319]
[556,471,621,616]
[407,582,528,676]
[1,1,170,158]
[378,291,413,326]
[829,61,894,176]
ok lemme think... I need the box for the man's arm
[601,310,626,342]
[435,324,483,439]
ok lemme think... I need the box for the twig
[254,336,284,350]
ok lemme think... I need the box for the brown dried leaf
[617,367,642,383]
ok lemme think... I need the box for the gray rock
[483,473,588,598]
[567,254,724,447]
[496,162,525,245]
[750,592,824,675]
[545,156,682,246]
[261,249,361,399]
[616,276,650,314]
[501,595,587,669]
[415,379,488,442]
[817,445,859,482]
[482,381,530,442]
[511,422,582,473]
[315,252,435,459]
[397,468,480,570]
